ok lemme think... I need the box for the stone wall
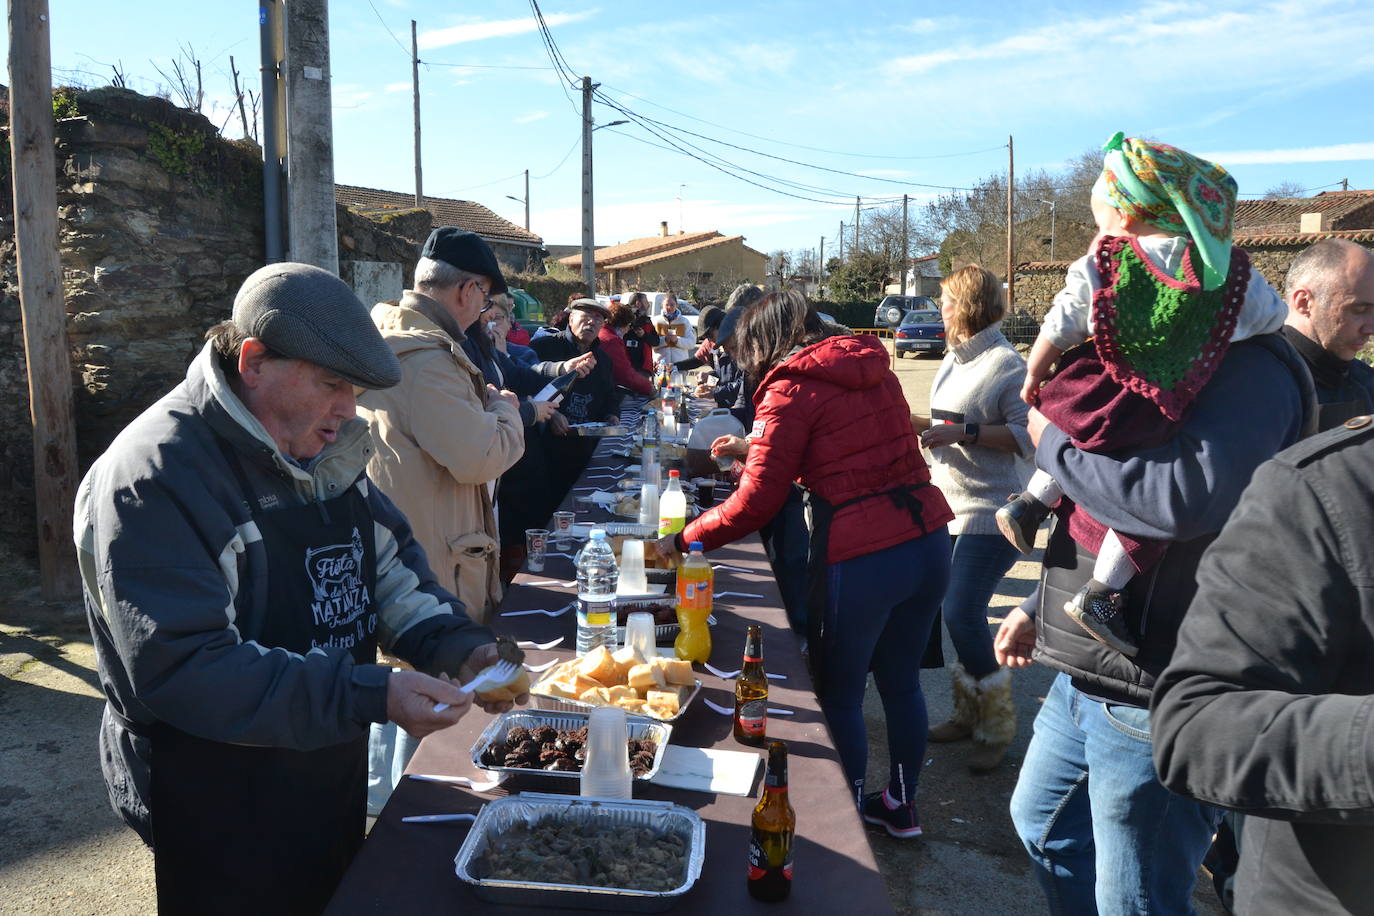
[0,88,417,560]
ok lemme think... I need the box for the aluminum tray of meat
[454,793,705,912]
[471,709,670,781]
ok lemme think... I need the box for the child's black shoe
[995,493,1051,554]
[1064,580,1138,657]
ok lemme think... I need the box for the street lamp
[1038,198,1057,261]
[506,169,530,231]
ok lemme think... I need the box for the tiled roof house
[557,223,768,293]
[335,184,545,273]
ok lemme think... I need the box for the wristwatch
[964,422,980,443]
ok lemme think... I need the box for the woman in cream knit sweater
[911,265,1033,772]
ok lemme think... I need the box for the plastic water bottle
[575,529,619,656]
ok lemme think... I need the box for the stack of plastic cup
[624,611,658,662]
[580,706,632,799]
[618,540,648,596]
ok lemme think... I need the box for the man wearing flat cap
[531,296,624,503]
[76,262,518,915]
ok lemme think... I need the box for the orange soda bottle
[674,541,713,662]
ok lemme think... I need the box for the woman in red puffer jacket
[659,290,953,838]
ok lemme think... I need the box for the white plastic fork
[702,661,788,681]
[516,637,564,650]
[407,774,502,792]
[432,660,519,713]
[500,602,574,618]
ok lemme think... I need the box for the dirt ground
[0,346,1223,914]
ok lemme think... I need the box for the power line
[365,0,412,59]
[422,61,558,71]
[597,82,1007,163]
[533,133,582,179]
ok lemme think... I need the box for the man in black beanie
[76,261,515,915]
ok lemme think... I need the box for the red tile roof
[334,184,542,246]
[557,230,723,268]
[610,234,766,270]
[1234,190,1374,235]
[1234,228,1374,246]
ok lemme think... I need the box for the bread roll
[644,687,682,715]
[660,658,694,687]
[578,646,619,684]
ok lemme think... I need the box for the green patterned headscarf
[1091,131,1237,291]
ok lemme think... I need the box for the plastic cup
[625,611,657,661]
[525,528,548,572]
[581,706,632,798]
[552,511,576,550]
[618,540,648,596]
[698,478,716,506]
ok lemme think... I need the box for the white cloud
[514,111,550,125]
[418,11,595,50]
[1198,142,1374,165]
[384,82,411,93]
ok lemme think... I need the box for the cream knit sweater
[924,322,1034,536]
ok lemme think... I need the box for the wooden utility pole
[8,0,81,600]
[411,19,422,208]
[900,193,909,296]
[580,75,596,295]
[853,196,861,255]
[1005,135,1015,312]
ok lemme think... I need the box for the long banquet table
[325,399,895,915]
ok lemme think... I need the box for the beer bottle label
[747,837,793,882]
[738,699,767,737]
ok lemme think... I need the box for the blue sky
[30,0,1374,256]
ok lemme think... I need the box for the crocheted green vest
[1093,235,1249,422]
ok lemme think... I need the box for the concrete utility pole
[580,75,596,295]
[412,19,422,208]
[1005,135,1015,312]
[284,0,339,273]
[523,169,530,230]
[838,221,845,260]
[259,0,286,262]
[8,0,81,599]
[900,193,909,296]
[1039,198,1056,261]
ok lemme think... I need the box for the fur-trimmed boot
[968,667,1015,773]
[927,663,979,743]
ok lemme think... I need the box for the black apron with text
[150,446,379,916]
[802,483,933,697]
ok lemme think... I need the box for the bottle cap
[589,529,606,540]
[669,470,680,477]
[689,541,703,551]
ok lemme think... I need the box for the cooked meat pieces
[479,819,688,892]
[481,724,659,776]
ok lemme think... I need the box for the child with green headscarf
[995,132,1286,657]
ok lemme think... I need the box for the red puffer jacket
[681,334,952,563]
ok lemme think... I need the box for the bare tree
[109,60,128,88]
[1262,181,1307,200]
[229,55,255,141]
[151,43,204,112]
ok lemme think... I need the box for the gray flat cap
[233,263,402,389]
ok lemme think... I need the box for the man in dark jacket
[1152,418,1374,916]
[1281,238,1374,428]
[996,334,1314,914]
[77,263,515,914]
[530,297,622,509]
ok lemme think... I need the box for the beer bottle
[734,625,768,745]
[747,740,795,902]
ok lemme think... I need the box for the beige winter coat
[357,295,524,624]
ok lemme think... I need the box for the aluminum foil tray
[530,670,704,723]
[570,422,628,437]
[471,709,671,782]
[454,793,705,912]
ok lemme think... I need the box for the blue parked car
[894,309,946,358]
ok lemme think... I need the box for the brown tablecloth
[325,405,894,915]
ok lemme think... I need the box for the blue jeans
[816,529,950,805]
[1009,673,1220,915]
[367,721,421,817]
[942,534,1021,679]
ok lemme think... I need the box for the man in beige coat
[358,228,524,625]
[358,228,525,814]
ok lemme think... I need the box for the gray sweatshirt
[925,322,1034,536]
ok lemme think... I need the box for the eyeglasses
[471,280,495,311]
